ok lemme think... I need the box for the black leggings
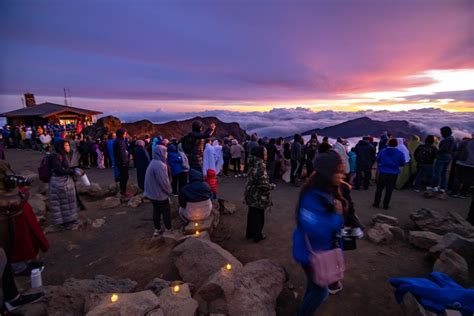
[246,206,265,242]
[172,172,188,194]
[374,173,398,207]
[118,165,129,194]
[151,199,171,230]
[231,158,241,175]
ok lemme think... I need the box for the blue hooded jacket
[167,144,184,176]
[377,147,406,175]
[292,188,343,265]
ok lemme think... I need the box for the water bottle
[31,268,43,288]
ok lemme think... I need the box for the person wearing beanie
[113,128,130,199]
[354,136,376,190]
[135,140,150,191]
[373,138,406,209]
[292,150,347,314]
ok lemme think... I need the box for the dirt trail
[6,148,471,315]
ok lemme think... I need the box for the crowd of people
[0,119,473,313]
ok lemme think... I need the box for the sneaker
[432,187,440,192]
[152,229,162,238]
[414,189,420,193]
[349,227,364,239]
[439,188,446,193]
[328,282,343,295]
[5,293,44,311]
[426,186,433,191]
[372,203,380,208]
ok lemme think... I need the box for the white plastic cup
[31,268,42,288]
[80,174,91,186]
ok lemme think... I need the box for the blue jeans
[431,159,451,190]
[415,164,433,190]
[298,265,328,316]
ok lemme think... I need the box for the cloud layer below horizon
[0,0,473,113]
[113,107,474,139]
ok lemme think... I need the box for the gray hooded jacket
[144,145,172,201]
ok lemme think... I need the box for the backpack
[415,145,433,164]
[38,155,52,183]
[181,133,195,155]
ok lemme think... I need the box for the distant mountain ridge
[84,116,248,142]
[300,117,425,139]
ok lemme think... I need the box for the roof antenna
[64,88,68,106]
[68,88,72,106]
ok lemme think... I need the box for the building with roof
[1,101,102,127]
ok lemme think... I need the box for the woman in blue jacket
[292,150,347,315]
[168,144,187,195]
[373,138,406,209]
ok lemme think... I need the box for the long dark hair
[295,156,348,223]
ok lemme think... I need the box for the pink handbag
[305,235,345,287]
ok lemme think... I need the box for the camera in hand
[4,175,33,189]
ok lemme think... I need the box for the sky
[0,0,473,116]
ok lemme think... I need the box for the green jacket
[244,155,273,209]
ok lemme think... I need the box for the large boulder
[127,194,143,208]
[172,238,243,289]
[372,213,399,226]
[43,275,138,315]
[63,275,138,293]
[429,233,474,265]
[196,259,286,315]
[433,249,470,285]
[366,223,394,244]
[145,278,171,296]
[83,116,122,140]
[101,197,122,209]
[409,231,442,250]
[84,290,160,316]
[156,283,199,316]
[184,214,215,235]
[76,183,104,199]
[218,199,237,215]
[410,208,474,238]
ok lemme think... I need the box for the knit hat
[313,150,343,180]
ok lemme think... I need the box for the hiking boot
[5,293,44,312]
[328,282,343,295]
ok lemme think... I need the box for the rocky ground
[5,148,473,315]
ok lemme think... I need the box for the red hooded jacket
[205,169,218,195]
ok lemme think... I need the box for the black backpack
[181,133,195,155]
[415,145,433,164]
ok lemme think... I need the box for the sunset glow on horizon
[0,0,473,115]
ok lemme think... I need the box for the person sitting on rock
[0,161,45,312]
[178,169,213,230]
[144,145,173,238]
